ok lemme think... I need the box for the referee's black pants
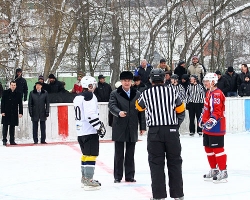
[114,141,136,180]
[147,126,184,199]
[188,102,203,133]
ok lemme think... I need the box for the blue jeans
[227,92,237,97]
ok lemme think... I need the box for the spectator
[187,56,205,82]
[157,58,171,72]
[170,74,186,102]
[28,82,50,144]
[238,74,250,97]
[14,68,28,101]
[186,75,205,136]
[109,71,146,183]
[164,71,172,86]
[237,64,250,90]
[1,81,23,146]
[38,75,51,93]
[132,75,147,93]
[180,74,190,92]
[94,75,112,102]
[215,70,230,96]
[48,74,64,93]
[224,66,239,97]
[72,72,83,94]
[134,59,153,87]
[174,60,187,81]
[0,82,3,98]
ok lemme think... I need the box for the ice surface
[0,132,250,200]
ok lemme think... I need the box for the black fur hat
[120,71,133,80]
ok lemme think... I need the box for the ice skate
[83,178,101,191]
[213,169,228,183]
[203,168,219,181]
[81,177,101,189]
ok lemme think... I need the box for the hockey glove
[203,118,217,130]
[97,122,106,138]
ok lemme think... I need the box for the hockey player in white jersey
[73,76,103,191]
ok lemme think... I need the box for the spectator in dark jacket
[174,60,187,81]
[94,75,112,102]
[1,81,23,145]
[28,82,50,144]
[224,66,239,97]
[14,68,28,101]
[132,75,147,93]
[38,75,51,93]
[238,64,250,90]
[48,74,64,93]
[215,70,230,96]
[238,74,250,97]
[164,71,172,86]
[179,74,190,92]
[134,59,153,87]
[0,82,3,98]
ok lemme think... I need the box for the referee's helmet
[150,68,165,82]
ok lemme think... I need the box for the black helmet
[190,74,198,81]
[171,74,179,80]
[150,68,165,82]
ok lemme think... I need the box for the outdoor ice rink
[0,132,250,200]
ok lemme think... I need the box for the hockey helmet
[81,76,97,89]
[203,73,218,84]
[150,68,165,82]
[171,74,179,80]
[190,74,198,82]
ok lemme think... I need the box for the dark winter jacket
[1,89,23,126]
[237,71,250,89]
[135,64,153,87]
[109,86,146,142]
[28,89,50,121]
[132,82,147,93]
[41,83,51,93]
[14,75,28,101]
[224,71,239,92]
[238,81,250,97]
[94,82,112,102]
[217,76,230,96]
[174,64,187,81]
[48,79,64,93]
[179,74,190,91]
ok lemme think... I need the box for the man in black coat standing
[215,70,230,96]
[28,82,50,144]
[94,75,112,102]
[174,60,187,81]
[224,66,239,97]
[109,71,146,183]
[1,81,23,146]
[14,68,28,101]
[48,74,64,93]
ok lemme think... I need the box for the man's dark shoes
[125,178,136,182]
[34,142,38,144]
[114,179,121,183]
[10,142,17,145]
[41,141,47,144]
[3,142,7,146]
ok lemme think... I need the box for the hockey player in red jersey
[199,73,228,183]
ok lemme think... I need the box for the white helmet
[81,76,97,89]
[203,73,218,84]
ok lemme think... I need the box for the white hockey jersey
[73,92,100,136]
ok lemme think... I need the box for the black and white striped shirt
[171,84,186,103]
[137,85,183,126]
[186,83,205,103]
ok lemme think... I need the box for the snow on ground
[0,132,250,200]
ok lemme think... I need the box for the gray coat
[109,86,146,142]
[28,89,50,121]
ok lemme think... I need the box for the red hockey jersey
[202,88,226,136]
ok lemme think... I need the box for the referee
[136,68,185,200]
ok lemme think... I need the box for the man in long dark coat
[28,82,50,144]
[109,71,146,183]
[1,81,23,146]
